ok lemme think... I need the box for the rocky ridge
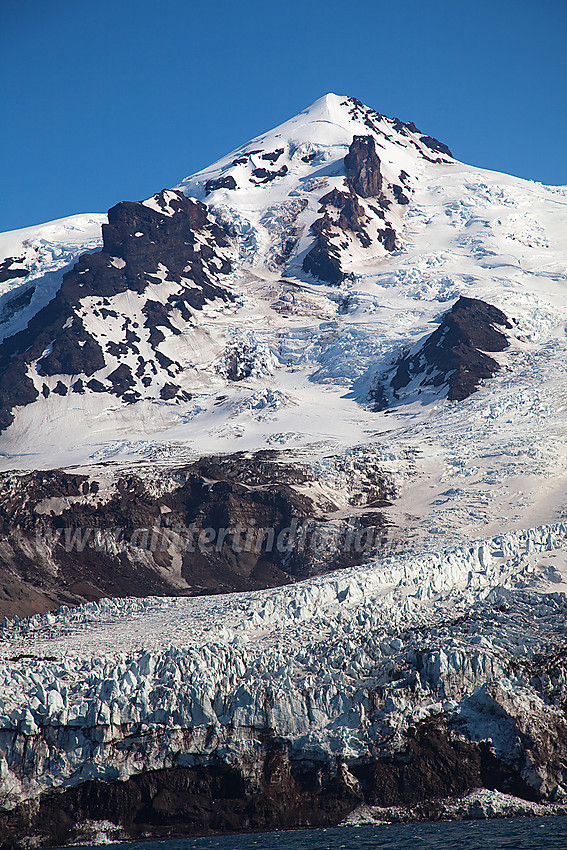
[302,133,404,284]
[0,191,233,431]
[371,296,514,409]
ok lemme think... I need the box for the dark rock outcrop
[420,135,453,158]
[250,165,288,184]
[304,189,371,284]
[204,175,237,195]
[0,285,35,325]
[337,193,371,247]
[36,319,106,377]
[0,257,29,284]
[373,296,512,409]
[0,190,233,430]
[392,184,410,205]
[0,362,39,431]
[261,148,284,163]
[0,451,394,618]
[303,131,409,283]
[378,226,397,252]
[160,382,180,400]
[390,118,453,162]
[52,381,68,396]
[344,135,383,197]
[318,188,350,209]
[302,214,344,285]
[106,363,137,398]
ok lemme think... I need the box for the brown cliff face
[0,451,395,618]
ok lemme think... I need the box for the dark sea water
[77,817,567,850]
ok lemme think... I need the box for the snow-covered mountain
[3,92,560,470]
[0,96,564,534]
[1,94,567,843]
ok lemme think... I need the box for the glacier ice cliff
[0,522,567,844]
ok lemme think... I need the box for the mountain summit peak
[176,93,453,207]
[296,91,350,120]
[0,94,460,457]
[4,91,561,475]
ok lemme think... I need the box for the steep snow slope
[0,214,105,345]
[0,94,565,550]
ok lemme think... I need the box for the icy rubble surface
[1,522,567,806]
[344,789,567,824]
[3,521,566,653]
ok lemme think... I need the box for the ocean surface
[76,817,567,850]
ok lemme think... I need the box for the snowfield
[0,214,105,345]
[0,97,565,551]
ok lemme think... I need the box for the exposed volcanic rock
[340,95,451,169]
[389,117,453,162]
[304,190,370,285]
[250,165,289,184]
[392,184,410,205]
[378,226,397,252]
[0,451,394,618]
[318,188,351,209]
[302,215,344,285]
[0,362,39,431]
[304,183,396,283]
[420,135,453,158]
[142,299,180,347]
[302,131,413,283]
[0,286,35,325]
[106,363,137,398]
[372,296,512,409]
[344,135,383,198]
[261,148,284,163]
[337,194,372,247]
[160,382,181,400]
[204,175,237,195]
[0,190,233,430]
[0,258,29,284]
[392,117,421,135]
[36,318,106,377]
[101,191,232,300]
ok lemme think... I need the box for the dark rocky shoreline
[0,718,561,849]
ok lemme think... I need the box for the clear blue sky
[1,0,565,232]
